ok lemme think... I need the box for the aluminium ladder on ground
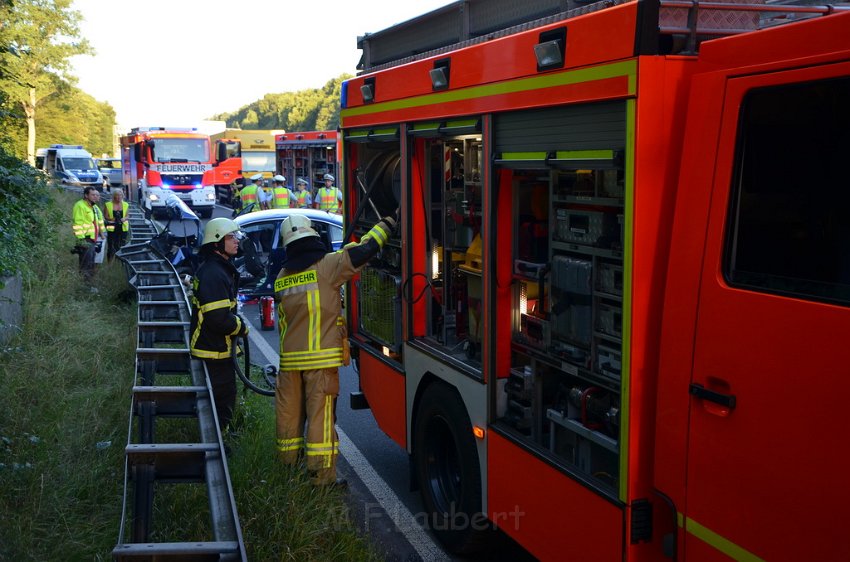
[112,204,247,561]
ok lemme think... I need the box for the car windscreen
[242,152,276,172]
[63,157,96,170]
[152,138,210,162]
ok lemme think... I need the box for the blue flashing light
[340,79,349,109]
[195,183,202,189]
[162,183,171,189]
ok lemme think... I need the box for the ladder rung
[112,541,239,560]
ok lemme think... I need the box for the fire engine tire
[198,208,213,219]
[413,381,490,554]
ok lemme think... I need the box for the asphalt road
[175,204,535,562]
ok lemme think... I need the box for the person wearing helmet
[270,174,296,209]
[295,177,312,209]
[239,173,269,213]
[190,217,248,432]
[275,211,398,486]
[314,173,343,214]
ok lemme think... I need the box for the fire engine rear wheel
[413,381,489,554]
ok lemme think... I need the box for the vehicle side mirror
[217,142,228,162]
[134,144,142,161]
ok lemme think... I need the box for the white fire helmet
[281,214,319,247]
[202,217,243,246]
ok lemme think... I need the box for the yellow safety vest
[296,190,311,208]
[240,184,259,212]
[72,199,105,240]
[316,187,341,213]
[104,201,129,232]
[272,186,292,209]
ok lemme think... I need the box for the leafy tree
[0,0,92,165]
[211,75,352,132]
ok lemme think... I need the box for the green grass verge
[0,191,380,561]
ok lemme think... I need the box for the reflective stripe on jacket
[275,220,391,370]
[72,199,105,240]
[190,253,244,360]
[104,201,129,232]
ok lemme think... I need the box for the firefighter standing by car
[295,178,312,208]
[71,186,106,280]
[270,174,296,209]
[275,212,397,486]
[314,174,343,214]
[190,217,249,432]
[103,188,129,261]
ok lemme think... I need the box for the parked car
[233,208,343,298]
[96,157,123,188]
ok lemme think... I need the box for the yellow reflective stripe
[307,289,320,351]
[229,316,242,336]
[279,310,287,354]
[280,356,344,370]
[684,516,765,562]
[200,299,233,313]
[277,437,305,452]
[191,348,231,359]
[275,270,318,292]
[336,316,344,326]
[281,347,342,357]
[368,224,388,246]
[324,395,332,467]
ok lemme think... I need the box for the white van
[43,144,105,190]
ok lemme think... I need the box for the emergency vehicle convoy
[340,0,850,560]
[120,127,217,218]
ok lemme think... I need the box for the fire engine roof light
[429,67,449,90]
[534,39,563,70]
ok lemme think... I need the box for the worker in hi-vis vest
[295,177,312,208]
[274,211,397,486]
[103,188,129,261]
[71,186,106,280]
[270,174,296,209]
[314,173,342,214]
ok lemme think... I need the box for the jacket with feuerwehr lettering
[274,219,392,370]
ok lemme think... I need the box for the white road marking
[246,328,449,562]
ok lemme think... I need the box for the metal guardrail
[112,205,247,561]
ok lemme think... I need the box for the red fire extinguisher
[260,296,275,331]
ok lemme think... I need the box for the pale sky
[69,0,455,133]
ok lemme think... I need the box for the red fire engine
[275,131,338,193]
[120,127,217,218]
[341,0,850,560]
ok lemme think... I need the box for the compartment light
[432,244,441,279]
[472,426,485,439]
[519,282,528,315]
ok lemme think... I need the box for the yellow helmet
[281,215,319,246]
[202,217,242,246]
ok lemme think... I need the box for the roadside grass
[0,191,380,561]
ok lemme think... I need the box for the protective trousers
[205,358,237,431]
[275,368,340,485]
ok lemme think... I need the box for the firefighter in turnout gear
[315,173,343,214]
[190,217,248,431]
[271,174,296,209]
[275,212,397,486]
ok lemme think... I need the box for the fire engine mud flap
[412,381,491,554]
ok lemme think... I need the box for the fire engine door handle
[689,383,736,410]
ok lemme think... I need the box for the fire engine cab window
[726,77,850,306]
